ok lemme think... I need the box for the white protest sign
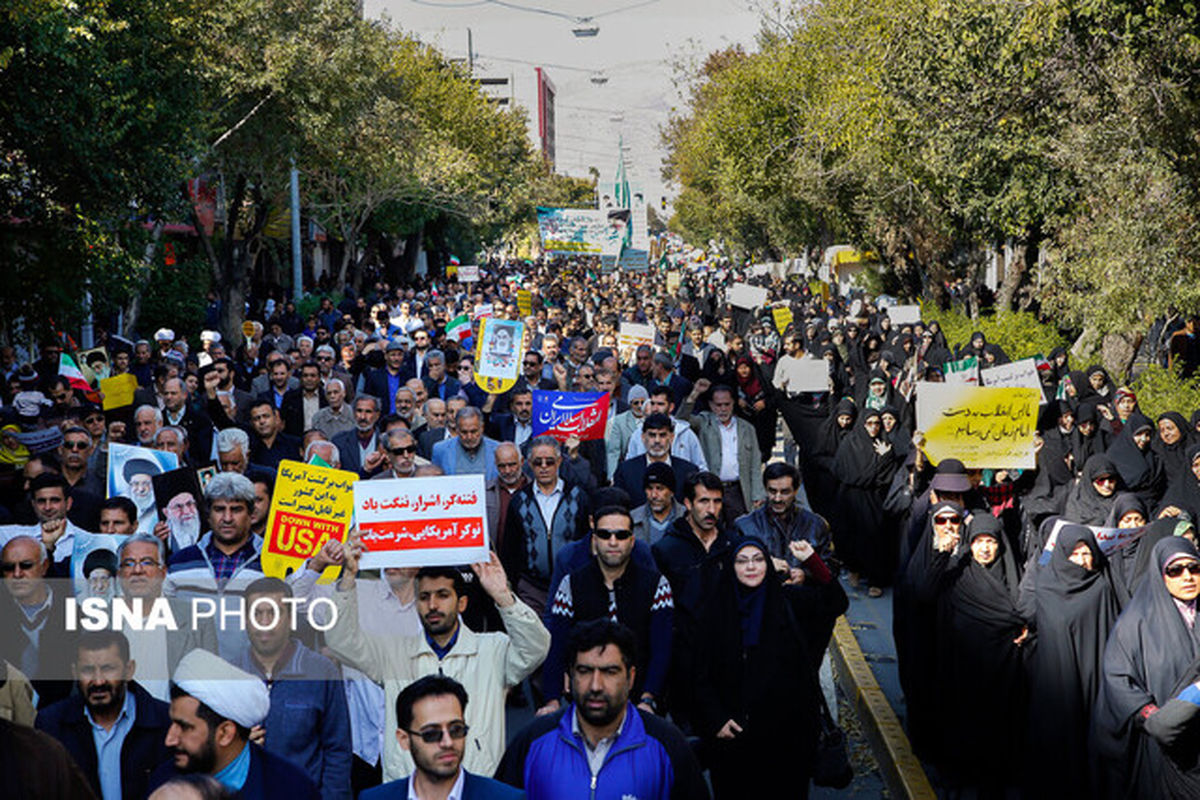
[791,359,831,392]
[617,322,655,364]
[728,282,769,310]
[355,475,489,568]
[889,305,922,325]
[980,358,1043,392]
[457,264,480,282]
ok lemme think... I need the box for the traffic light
[660,196,667,210]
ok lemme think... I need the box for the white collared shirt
[407,767,466,800]
[717,417,739,482]
[514,420,533,448]
[534,478,565,529]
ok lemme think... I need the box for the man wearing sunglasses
[538,506,673,719]
[373,429,423,480]
[363,675,520,800]
[0,534,74,708]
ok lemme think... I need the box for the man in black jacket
[36,630,171,800]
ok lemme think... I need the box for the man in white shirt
[624,386,707,470]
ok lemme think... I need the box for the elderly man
[680,382,765,521]
[311,378,354,439]
[485,443,527,551]
[0,534,73,707]
[421,349,460,401]
[417,398,450,459]
[607,385,648,479]
[304,439,342,469]
[216,427,252,474]
[155,425,190,467]
[147,650,319,798]
[431,407,501,479]
[134,404,163,447]
[164,473,268,657]
[371,429,423,480]
[115,532,218,701]
[332,395,385,477]
[500,436,592,616]
[392,387,424,435]
[649,351,691,410]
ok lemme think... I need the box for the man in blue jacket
[234,576,352,799]
[36,629,171,800]
[363,675,523,800]
[495,619,709,800]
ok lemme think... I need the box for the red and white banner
[354,475,489,568]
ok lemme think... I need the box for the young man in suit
[362,675,522,800]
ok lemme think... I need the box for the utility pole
[290,160,302,303]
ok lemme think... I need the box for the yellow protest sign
[100,374,138,410]
[262,460,357,584]
[517,289,532,317]
[242,321,256,340]
[915,382,1040,469]
[666,271,681,293]
[772,306,794,336]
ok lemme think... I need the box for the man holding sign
[322,530,549,783]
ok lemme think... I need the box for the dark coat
[362,772,524,800]
[148,741,320,800]
[279,387,327,437]
[613,455,699,508]
[35,682,171,800]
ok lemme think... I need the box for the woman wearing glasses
[1063,454,1124,525]
[692,537,832,798]
[1093,537,1200,799]
[906,513,1029,796]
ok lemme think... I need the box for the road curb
[830,616,936,799]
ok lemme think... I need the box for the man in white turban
[147,649,319,799]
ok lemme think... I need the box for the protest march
[4,242,1200,800]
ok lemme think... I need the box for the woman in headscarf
[1070,402,1108,477]
[1048,345,1071,385]
[1101,386,1141,438]
[909,514,1029,794]
[1107,412,1167,509]
[832,408,900,595]
[1025,401,1077,523]
[956,330,988,361]
[1088,365,1117,399]
[880,405,912,460]
[1063,454,1124,525]
[692,538,824,799]
[1158,444,1200,520]
[1155,411,1193,492]
[733,355,776,462]
[1063,370,1096,404]
[1093,538,1200,799]
[803,398,856,522]
[1025,525,1123,798]
[897,500,966,761]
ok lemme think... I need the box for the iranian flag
[60,353,100,402]
[445,314,471,343]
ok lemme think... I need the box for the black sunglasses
[407,723,469,743]
[388,445,416,456]
[1165,562,1200,579]
[594,528,633,541]
[63,440,90,451]
[0,560,38,573]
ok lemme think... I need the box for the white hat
[173,649,270,729]
[155,328,175,342]
[200,330,221,343]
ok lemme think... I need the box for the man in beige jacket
[322,533,550,782]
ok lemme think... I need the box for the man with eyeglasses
[403,329,433,382]
[57,424,107,508]
[372,429,422,480]
[364,675,520,800]
[500,436,591,617]
[114,532,218,702]
[538,506,673,719]
[0,534,74,707]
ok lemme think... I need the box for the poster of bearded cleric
[152,467,205,552]
[106,443,179,535]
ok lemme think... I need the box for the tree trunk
[123,220,165,338]
[397,228,422,283]
[1102,332,1143,383]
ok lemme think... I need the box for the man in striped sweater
[163,472,267,658]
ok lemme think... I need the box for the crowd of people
[0,254,1199,799]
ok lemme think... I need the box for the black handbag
[811,686,853,788]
